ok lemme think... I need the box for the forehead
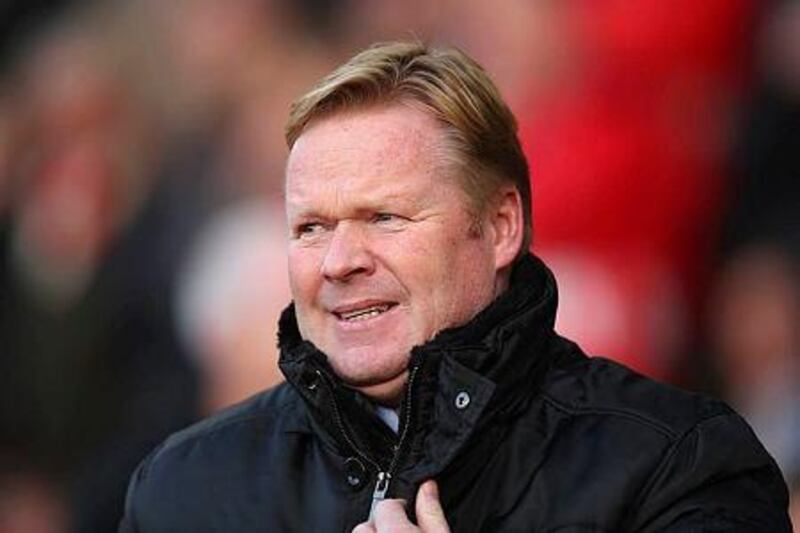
[285,104,455,201]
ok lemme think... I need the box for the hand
[352,480,451,532]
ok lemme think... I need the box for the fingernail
[424,480,438,498]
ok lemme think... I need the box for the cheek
[403,237,473,318]
[436,241,497,320]
[287,248,321,302]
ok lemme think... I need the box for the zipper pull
[368,471,391,521]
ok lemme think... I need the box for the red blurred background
[0,0,798,530]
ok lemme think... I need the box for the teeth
[339,304,390,321]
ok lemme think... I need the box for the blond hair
[285,41,532,255]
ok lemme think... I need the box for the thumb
[415,480,451,532]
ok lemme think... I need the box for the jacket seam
[541,391,679,439]
[155,393,304,460]
[622,411,734,529]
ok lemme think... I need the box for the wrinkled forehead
[284,104,462,201]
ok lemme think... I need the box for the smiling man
[120,42,791,532]
[285,103,520,406]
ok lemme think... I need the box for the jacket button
[344,457,366,490]
[301,369,321,391]
[454,391,471,410]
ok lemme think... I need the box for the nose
[321,221,375,282]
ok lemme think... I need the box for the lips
[332,302,398,322]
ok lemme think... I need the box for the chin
[328,347,411,403]
[352,372,409,407]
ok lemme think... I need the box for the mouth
[333,302,398,322]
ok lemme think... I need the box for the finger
[415,480,451,532]
[351,522,375,533]
[372,498,413,529]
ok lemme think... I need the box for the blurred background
[0,0,798,530]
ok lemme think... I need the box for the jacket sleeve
[117,445,161,533]
[628,412,792,532]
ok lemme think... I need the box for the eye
[295,222,326,238]
[372,213,401,224]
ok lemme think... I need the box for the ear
[487,186,524,271]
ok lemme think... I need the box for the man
[120,42,791,532]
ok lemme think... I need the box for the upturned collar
[277,254,564,489]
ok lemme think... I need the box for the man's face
[285,104,502,403]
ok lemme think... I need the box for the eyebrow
[287,186,422,220]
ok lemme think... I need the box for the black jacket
[120,255,791,532]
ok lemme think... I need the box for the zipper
[315,359,423,520]
[368,362,422,520]
[316,368,384,473]
[388,361,422,474]
[368,471,391,520]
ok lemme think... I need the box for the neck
[354,370,409,407]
